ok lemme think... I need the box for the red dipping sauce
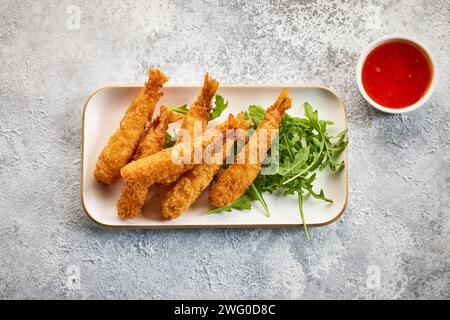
[362,41,433,109]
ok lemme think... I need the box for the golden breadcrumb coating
[117,115,242,218]
[161,114,251,220]
[133,106,182,160]
[209,89,292,207]
[157,72,219,185]
[116,73,219,218]
[94,68,168,185]
[116,106,182,219]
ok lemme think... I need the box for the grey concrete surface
[0,0,449,300]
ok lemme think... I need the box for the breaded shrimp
[133,106,182,160]
[161,114,252,220]
[115,107,182,219]
[94,68,168,185]
[209,89,292,207]
[116,74,218,218]
[117,115,241,218]
[157,72,219,186]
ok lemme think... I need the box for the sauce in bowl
[361,40,433,109]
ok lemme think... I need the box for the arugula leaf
[170,95,229,120]
[252,102,347,239]
[247,183,270,217]
[303,102,347,172]
[169,104,189,115]
[208,101,348,240]
[281,133,294,161]
[209,95,229,120]
[163,131,177,148]
[248,105,266,126]
[207,195,253,214]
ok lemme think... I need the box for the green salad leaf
[248,105,265,126]
[247,183,270,217]
[209,101,348,239]
[169,104,189,115]
[207,183,270,216]
[253,102,348,238]
[209,95,229,120]
[163,131,177,148]
[169,95,229,120]
[207,195,252,214]
[297,191,310,240]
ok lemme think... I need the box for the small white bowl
[356,35,437,114]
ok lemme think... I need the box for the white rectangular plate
[81,85,348,228]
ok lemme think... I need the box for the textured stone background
[1,0,449,299]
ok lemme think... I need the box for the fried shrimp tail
[161,114,252,220]
[116,107,182,219]
[158,72,219,185]
[209,89,292,207]
[94,68,168,185]
[133,106,182,160]
[178,72,219,142]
